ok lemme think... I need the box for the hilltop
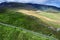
[0,2,60,12]
[0,2,60,40]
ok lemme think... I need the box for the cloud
[0,0,60,7]
[0,0,4,2]
[7,0,15,1]
[30,0,48,4]
[0,0,48,4]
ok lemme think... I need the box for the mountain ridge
[0,2,60,12]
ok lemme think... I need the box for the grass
[0,24,58,40]
[38,12,60,20]
[0,11,53,34]
[9,8,60,28]
[0,8,59,40]
[36,11,60,28]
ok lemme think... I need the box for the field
[0,23,58,40]
[37,11,60,28]
[0,8,60,40]
[17,9,60,28]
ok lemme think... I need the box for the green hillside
[0,24,57,40]
[36,11,60,28]
[0,8,59,40]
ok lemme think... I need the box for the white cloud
[0,0,48,4]
[0,0,60,7]
[18,0,48,4]
[0,0,4,2]
[7,0,15,1]
[16,0,32,3]
[45,0,60,7]
[31,0,48,3]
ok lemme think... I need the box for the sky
[0,0,60,7]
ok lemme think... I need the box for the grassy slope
[0,9,59,40]
[37,11,60,28]
[0,11,53,34]
[13,9,60,28]
[0,24,57,40]
[38,12,60,20]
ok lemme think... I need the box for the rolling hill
[0,2,60,12]
[0,2,60,40]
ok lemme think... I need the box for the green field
[38,12,60,20]
[0,8,60,40]
[0,11,53,35]
[36,11,60,28]
[0,24,58,40]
